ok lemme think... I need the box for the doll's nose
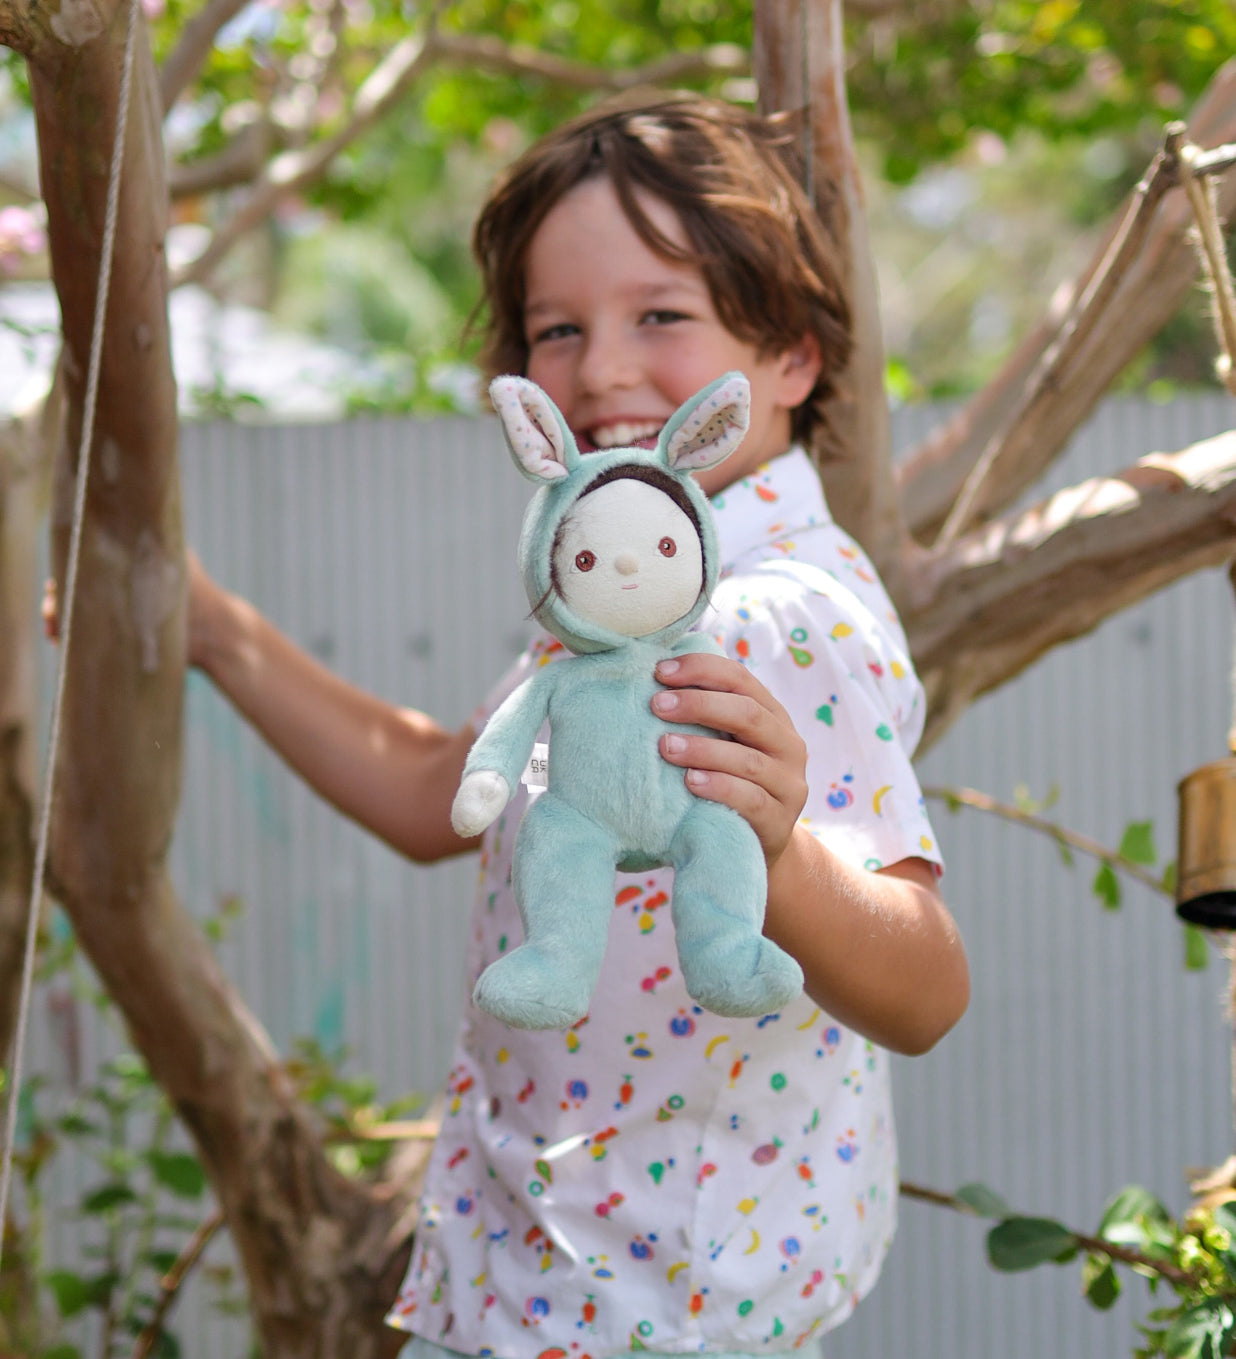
[614,552,639,576]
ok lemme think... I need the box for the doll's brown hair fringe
[471,91,853,450]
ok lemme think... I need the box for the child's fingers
[659,726,805,837]
[652,652,807,859]
[41,577,60,643]
[652,654,799,757]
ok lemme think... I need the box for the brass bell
[1176,753,1236,928]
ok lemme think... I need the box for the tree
[0,0,1234,1351]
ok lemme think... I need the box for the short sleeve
[704,560,944,875]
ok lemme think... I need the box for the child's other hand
[43,548,217,671]
[652,652,807,867]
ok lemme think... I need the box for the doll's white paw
[451,770,510,837]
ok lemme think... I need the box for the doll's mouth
[621,583,639,590]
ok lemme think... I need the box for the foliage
[847,0,1236,185]
[0,906,429,1355]
[955,1183,1236,1359]
[5,0,1233,399]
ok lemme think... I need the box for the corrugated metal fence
[21,392,1236,1357]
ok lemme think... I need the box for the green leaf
[1083,1253,1121,1310]
[1162,861,1178,895]
[148,1150,207,1199]
[81,1181,139,1214]
[987,1216,1078,1271]
[1054,834,1075,868]
[46,1269,92,1317]
[955,1182,1010,1218]
[1119,820,1157,866]
[1097,1185,1174,1256]
[42,1345,82,1359]
[1184,924,1210,971]
[1165,1300,1236,1359]
[56,1112,100,1137]
[1092,861,1121,910]
[1099,1185,1172,1234]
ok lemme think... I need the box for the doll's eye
[658,537,677,558]
[575,550,596,572]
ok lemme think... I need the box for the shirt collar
[709,445,833,567]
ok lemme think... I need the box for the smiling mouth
[585,420,663,450]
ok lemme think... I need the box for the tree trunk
[0,411,40,1071]
[754,0,915,604]
[6,1,416,1351]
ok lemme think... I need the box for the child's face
[522,176,821,497]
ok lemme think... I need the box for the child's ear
[775,333,824,411]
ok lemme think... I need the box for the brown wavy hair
[472,90,852,448]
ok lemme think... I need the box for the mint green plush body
[468,634,726,872]
[459,374,804,1029]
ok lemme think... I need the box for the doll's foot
[681,932,803,1019]
[473,946,592,1031]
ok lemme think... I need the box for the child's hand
[43,548,217,670]
[652,652,807,867]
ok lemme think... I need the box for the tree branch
[172,27,748,288]
[921,785,1171,897]
[897,58,1236,544]
[168,119,273,198]
[130,1208,225,1359]
[428,30,748,90]
[906,431,1236,749]
[934,123,1187,547]
[899,1181,1206,1289]
[158,0,251,112]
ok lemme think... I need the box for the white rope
[0,0,142,1268]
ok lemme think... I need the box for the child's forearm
[193,575,477,864]
[763,828,969,1056]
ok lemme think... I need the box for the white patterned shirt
[387,447,942,1356]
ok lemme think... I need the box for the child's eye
[529,322,579,345]
[575,550,597,572]
[658,537,677,558]
[641,310,689,327]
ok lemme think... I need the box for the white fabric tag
[520,743,549,797]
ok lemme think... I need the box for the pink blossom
[0,205,46,275]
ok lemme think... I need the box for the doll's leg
[668,803,803,1018]
[472,794,620,1030]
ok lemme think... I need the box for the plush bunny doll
[451,371,804,1030]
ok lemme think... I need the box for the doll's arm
[450,670,553,836]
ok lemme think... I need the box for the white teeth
[590,421,662,449]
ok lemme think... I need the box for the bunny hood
[490,372,751,656]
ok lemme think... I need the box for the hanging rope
[0,0,143,1271]
[1181,139,1236,398]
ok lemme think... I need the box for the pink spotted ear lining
[491,377,571,481]
[664,374,751,472]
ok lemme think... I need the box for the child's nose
[614,551,639,575]
[578,330,639,394]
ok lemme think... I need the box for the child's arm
[653,651,969,1056]
[189,555,478,864]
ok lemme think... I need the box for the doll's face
[552,478,703,637]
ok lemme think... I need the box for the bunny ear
[662,372,751,472]
[490,377,578,482]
